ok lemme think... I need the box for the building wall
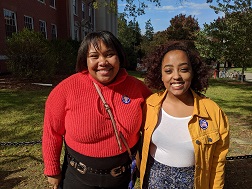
[95,0,117,36]
[0,0,118,73]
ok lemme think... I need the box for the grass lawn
[0,72,252,188]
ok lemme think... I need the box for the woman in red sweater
[42,31,152,189]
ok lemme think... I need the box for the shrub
[50,39,80,75]
[6,28,55,81]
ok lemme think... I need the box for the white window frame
[73,0,78,15]
[50,0,56,8]
[39,20,47,39]
[38,0,46,4]
[82,2,85,19]
[74,26,79,41]
[3,9,17,37]
[24,15,34,30]
[88,3,94,23]
[51,24,57,39]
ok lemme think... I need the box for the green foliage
[144,19,154,41]
[195,17,230,65]
[123,0,161,18]
[118,15,142,70]
[5,29,80,80]
[196,0,252,78]
[6,28,55,81]
[50,39,80,75]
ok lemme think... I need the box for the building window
[38,0,45,3]
[39,20,47,38]
[88,3,94,23]
[82,2,85,19]
[24,16,34,30]
[51,24,57,39]
[50,0,56,8]
[73,0,77,15]
[74,27,79,41]
[3,9,17,38]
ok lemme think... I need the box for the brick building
[0,0,118,73]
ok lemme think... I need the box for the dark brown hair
[144,41,210,93]
[76,31,128,72]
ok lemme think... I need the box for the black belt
[67,152,131,177]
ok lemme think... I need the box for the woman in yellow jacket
[140,41,229,189]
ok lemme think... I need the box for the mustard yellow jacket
[140,89,230,189]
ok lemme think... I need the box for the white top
[150,108,195,167]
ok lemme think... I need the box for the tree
[205,0,252,81]
[120,0,161,18]
[118,14,142,70]
[144,19,154,41]
[195,17,231,77]
[166,14,200,41]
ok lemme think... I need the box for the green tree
[144,19,154,41]
[199,0,252,81]
[196,17,231,70]
[118,14,142,70]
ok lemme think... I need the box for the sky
[118,0,225,33]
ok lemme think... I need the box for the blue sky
[118,0,225,33]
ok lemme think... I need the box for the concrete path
[245,72,252,82]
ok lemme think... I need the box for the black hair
[76,31,128,72]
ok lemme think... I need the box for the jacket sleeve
[210,110,230,188]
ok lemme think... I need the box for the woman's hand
[48,174,62,189]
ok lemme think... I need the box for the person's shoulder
[49,73,84,95]
[146,91,165,102]
[195,92,223,111]
[55,73,85,88]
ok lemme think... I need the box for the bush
[6,28,55,81]
[50,39,80,75]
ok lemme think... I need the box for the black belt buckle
[76,162,87,174]
[110,166,125,177]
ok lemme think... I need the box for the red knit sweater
[42,69,152,176]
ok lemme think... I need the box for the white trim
[0,55,8,60]
[38,0,46,4]
[39,20,47,39]
[49,0,56,8]
[24,15,34,30]
[51,24,57,39]
[3,9,17,37]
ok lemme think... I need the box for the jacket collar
[147,89,209,118]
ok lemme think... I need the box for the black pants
[61,166,129,189]
[59,145,134,189]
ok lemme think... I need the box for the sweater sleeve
[42,88,66,176]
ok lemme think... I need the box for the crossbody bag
[93,82,139,189]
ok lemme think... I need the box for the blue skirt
[143,155,195,189]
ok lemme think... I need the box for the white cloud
[184,2,210,10]
[155,5,183,11]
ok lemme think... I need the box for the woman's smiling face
[161,50,193,98]
[87,40,120,85]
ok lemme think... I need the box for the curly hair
[76,31,128,72]
[144,41,210,93]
